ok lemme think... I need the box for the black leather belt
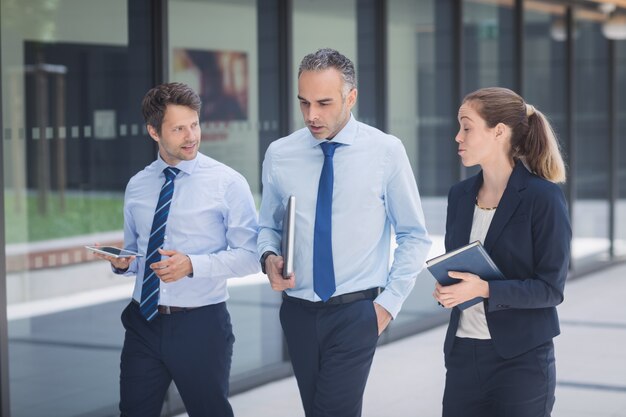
[132,299,199,314]
[282,287,381,307]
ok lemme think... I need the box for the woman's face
[455,101,499,167]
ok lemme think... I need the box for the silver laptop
[281,195,296,278]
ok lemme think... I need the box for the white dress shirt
[456,205,496,339]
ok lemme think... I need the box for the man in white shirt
[257,48,431,417]
[97,82,259,417]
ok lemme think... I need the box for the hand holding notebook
[427,241,505,309]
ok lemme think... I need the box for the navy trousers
[119,301,234,417]
[443,337,556,417]
[280,297,379,417]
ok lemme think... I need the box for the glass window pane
[461,0,516,179]
[169,0,260,199]
[167,0,286,391]
[617,40,626,257]
[523,3,567,140]
[463,0,516,93]
[386,0,456,329]
[522,4,570,266]
[572,12,611,267]
[292,0,357,130]
[1,1,153,415]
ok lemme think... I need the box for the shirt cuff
[373,290,403,320]
[187,254,206,278]
[258,245,281,258]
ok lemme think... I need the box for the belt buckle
[162,305,171,314]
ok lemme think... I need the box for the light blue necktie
[140,166,180,321]
[313,141,340,301]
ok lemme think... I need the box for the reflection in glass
[386,0,456,328]
[2,0,139,415]
[523,4,567,140]
[522,4,570,267]
[167,0,285,401]
[169,0,260,199]
[461,0,516,180]
[572,14,611,267]
[172,48,249,123]
[615,40,626,256]
[292,0,357,130]
[463,0,515,93]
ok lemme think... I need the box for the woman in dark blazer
[434,87,571,417]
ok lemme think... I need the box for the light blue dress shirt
[117,152,260,307]
[257,115,431,318]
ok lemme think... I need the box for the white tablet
[85,245,143,258]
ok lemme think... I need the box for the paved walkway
[178,262,626,417]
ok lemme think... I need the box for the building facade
[1,0,625,415]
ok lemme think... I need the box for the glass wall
[2,2,626,416]
[572,11,611,267]
[463,0,516,93]
[1,0,155,415]
[169,0,260,199]
[522,2,570,267]
[616,39,626,256]
[462,0,516,179]
[522,3,567,147]
[291,0,357,130]
[167,0,285,392]
[386,0,456,330]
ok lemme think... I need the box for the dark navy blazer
[443,160,572,359]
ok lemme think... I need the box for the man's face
[147,104,200,166]
[298,68,357,140]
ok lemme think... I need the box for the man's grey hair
[298,48,357,97]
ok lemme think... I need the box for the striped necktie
[313,141,340,301]
[140,166,180,321]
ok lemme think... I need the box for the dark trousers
[280,297,379,417]
[443,337,556,417]
[119,301,234,417]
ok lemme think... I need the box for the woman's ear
[494,122,509,140]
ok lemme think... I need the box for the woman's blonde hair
[463,87,566,183]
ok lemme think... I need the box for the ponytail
[463,87,567,183]
[513,108,566,183]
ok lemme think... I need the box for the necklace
[475,196,497,211]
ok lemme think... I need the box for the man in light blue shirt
[97,83,259,417]
[258,48,431,417]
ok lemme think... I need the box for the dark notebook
[426,241,505,310]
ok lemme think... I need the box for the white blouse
[456,205,496,339]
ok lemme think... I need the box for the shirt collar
[307,113,358,148]
[154,153,198,176]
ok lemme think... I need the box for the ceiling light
[598,2,617,14]
[602,14,626,39]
